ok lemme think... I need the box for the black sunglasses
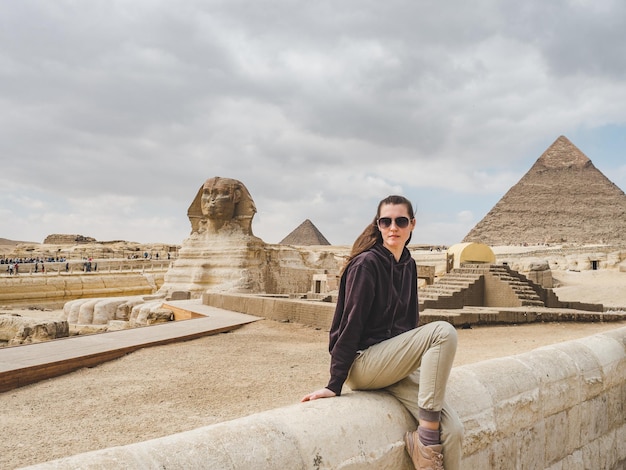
[377,216,411,229]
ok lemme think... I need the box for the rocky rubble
[0,313,69,346]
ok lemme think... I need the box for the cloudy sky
[2,0,625,247]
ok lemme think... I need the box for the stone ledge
[24,326,626,470]
[203,292,625,330]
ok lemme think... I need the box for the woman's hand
[300,387,336,402]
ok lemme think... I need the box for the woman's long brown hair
[341,195,415,274]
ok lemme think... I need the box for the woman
[301,195,463,470]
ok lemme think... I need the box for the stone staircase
[418,268,484,311]
[418,263,545,311]
[486,264,545,307]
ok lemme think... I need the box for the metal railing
[1,259,173,277]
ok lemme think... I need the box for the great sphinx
[158,176,267,297]
[62,176,338,329]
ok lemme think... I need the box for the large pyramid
[463,135,626,246]
[279,219,331,245]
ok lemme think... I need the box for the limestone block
[107,320,130,331]
[550,341,604,400]
[146,308,173,325]
[77,298,100,324]
[565,403,583,458]
[63,277,85,298]
[63,299,85,323]
[464,357,540,435]
[545,411,569,465]
[529,259,550,271]
[565,255,580,271]
[130,301,164,327]
[544,460,563,470]
[81,276,106,291]
[446,367,495,455]
[70,324,107,335]
[129,303,149,327]
[552,450,585,470]
[116,298,145,321]
[170,291,191,300]
[93,298,129,325]
[527,268,553,288]
[617,423,626,464]
[0,314,69,345]
[607,250,625,267]
[25,391,416,470]
[606,386,623,431]
[574,334,626,388]
[598,430,619,470]
[488,431,519,469]
[581,436,601,470]
[515,347,580,415]
[488,424,545,469]
[457,449,490,470]
[580,396,610,443]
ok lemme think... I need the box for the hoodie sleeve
[326,258,377,395]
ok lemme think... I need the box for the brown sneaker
[404,430,444,470]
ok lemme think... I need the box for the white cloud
[1,0,625,246]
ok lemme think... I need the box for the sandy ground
[1,270,626,469]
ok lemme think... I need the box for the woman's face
[377,203,415,254]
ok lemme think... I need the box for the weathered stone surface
[63,296,150,328]
[147,308,174,325]
[70,324,108,335]
[529,260,550,271]
[160,236,267,296]
[0,272,165,308]
[170,291,191,300]
[130,301,169,327]
[77,298,100,324]
[43,234,96,244]
[23,327,626,470]
[106,320,130,331]
[93,298,129,324]
[494,248,626,274]
[0,314,69,346]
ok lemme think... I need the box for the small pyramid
[463,135,626,246]
[279,219,331,246]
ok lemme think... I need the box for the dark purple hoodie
[326,242,418,395]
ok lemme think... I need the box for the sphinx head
[187,177,256,235]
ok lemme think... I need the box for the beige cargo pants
[346,320,464,470]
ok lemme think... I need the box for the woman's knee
[433,321,457,348]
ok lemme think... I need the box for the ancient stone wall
[43,234,96,244]
[24,327,626,469]
[203,293,619,329]
[263,245,343,295]
[160,242,345,298]
[495,246,626,273]
[483,272,524,307]
[0,272,164,308]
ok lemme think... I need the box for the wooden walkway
[0,300,261,393]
